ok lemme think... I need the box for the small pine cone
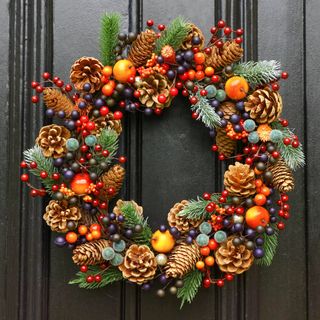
[78,211,99,226]
[36,124,71,158]
[215,236,254,274]
[93,112,122,135]
[113,199,143,217]
[99,165,126,200]
[181,23,205,50]
[218,101,238,120]
[216,127,236,157]
[268,157,295,193]
[224,162,256,197]
[167,200,202,233]
[72,239,109,266]
[119,244,157,284]
[128,30,157,67]
[70,56,104,93]
[245,87,283,124]
[165,242,200,278]
[43,88,75,116]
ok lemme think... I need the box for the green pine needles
[100,12,121,66]
[255,228,279,267]
[233,60,281,87]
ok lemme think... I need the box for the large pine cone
[224,162,256,197]
[138,72,173,109]
[268,157,295,193]
[167,200,202,233]
[113,199,143,217]
[165,242,200,278]
[36,124,70,158]
[72,239,109,266]
[128,30,157,67]
[218,101,239,120]
[70,57,104,93]
[118,244,157,284]
[43,200,81,232]
[181,23,205,50]
[215,236,254,274]
[43,88,75,116]
[245,87,282,124]
[93,112,122,135]
[216,127,236,157]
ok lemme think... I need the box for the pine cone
[181,23,205,50]
[70,57,104,93]
[167,200,202,233]
[215,236,254,274]
[218,101,238,120]
[99,165,126,200]
[165,242,200,278]
[268,157,295,193]
[43,88,75,116]
[138,72,173,109]
[93,112,122,135]
[224,162,256,197]
[72,239,109,266]
[113,199,143,217]
[128,30,157,67]
[36,124,71,158]
[119,244,157,284]
[245,87,283,124]
[205,41,243,69]
[78,211,99,226]
[216,127,236,157]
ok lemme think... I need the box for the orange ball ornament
[196,260,205,270]
[254,193,267,205]
[91,230,101,239]
[70,173,92,195]
[102,83,115,96]
[113,59,136,83]
[78,225,88,235]
[205,67,215,76]
[205,256,215,266]
[225,76,249,100]
[260,186,271,196]
[66,231,78,244]
[245,206,270,229]
[102,66,113,77]
[200,246,210,256]
[194,52,205,65]
[86,233,93,241]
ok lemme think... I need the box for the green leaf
[255,228,279,266]
[177,269,203,309]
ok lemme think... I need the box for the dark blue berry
[236,101,244,111]
[83,83,91,92]
[78,101,87,109]
[46,109,55,118]
[94,98,105,108]
[230,114,240,124]
[183,50,194,61]
[167,70,176,80]
[84,93,92,101]
[144,108,153,116]
[57,110,66,118]
[159,225,167,232]
[177,66,186,74]
[157,56,164,64]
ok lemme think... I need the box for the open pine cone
[93,112,122,135]
[70,57,104,93]
[224,162,256,197]
[113,199,143,217]
[36,124,70,158]
[181,23,205,50]
[218,101,238,120]
[119,244,157,284]
[215,236,254,274]
[43,88,75,116]
[216,127,236,157]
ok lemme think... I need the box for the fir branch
[255,228,279,266]
[233,60,281,87]
[69,266,123,289]
[177,269,203,309]
[100,12,121,66]
[270,121,305,171]
[155,17,191,53]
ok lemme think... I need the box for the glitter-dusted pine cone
[93,112,122,135]
[224,162,256,197]
[43,88,75,116]
[72,239,109,266]
[165,242,200,278]
[138,72,173,109]
[70,56,104,93]
[43,200,81,233]
[215,236,254,274]
[245,87,283,124]
[36,124,70,158]
[218,101,238,120]
[113,199,143,217]
[99,165,125,200]
[118,244,157,284]
[268,157,295,193]
[181,23,205,50]
[216,127,236,157]
[167,200,202,233]
[128,30,157,67]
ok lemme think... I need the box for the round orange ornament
[194,52,205,65]
[200,246,210,256]
[66,231,78,244]
[102,83,115,96]
[102,65,113,77]
[245,205,270,228]
[225,76,249,100]
[196,260,205,270]
[204,256,215,266]
[91,230,101,239]
[113,59,136,83]
[70,173,92,195]
[254,193,267,205]
[78,225,88,235]
[260,186,271,196]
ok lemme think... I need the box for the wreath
[20,13,305,308]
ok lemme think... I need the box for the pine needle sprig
[100,12,121,66]
[177,269,203,309]
[255,227,279,266]
[155,17,191,53]
[233,60,281,87]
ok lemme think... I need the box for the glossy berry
[147,19,154,27]
[281,71,289,79]
[272,83,280,91]
[42,72,50,80]
[31,95,39,103]
[226,274,234,281]
[40,171,48,179]
[20,174,29,182]
[235,37,243,44]
[119,156,126,163]
[158,24,165,31]
[216,279,224,287]
[158,94,167,104]
[86,275,94,283]
[80,265,88,273]
[224,27,232,35]
[217,20,225,28]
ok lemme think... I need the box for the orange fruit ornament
[194,52,205,65]
[66,231,78,244]
[254,193,267,206]
[70,173,92,195]
[102,66,113,77]
[78,225,88,235]
[151,230,175,253]
[225,76,249,100]
[204,256,215,266]
[113,59,136,83]
[245,206,270,229]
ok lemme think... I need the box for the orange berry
[91,230,101,239]
[208,239,219,250]
[102,66,113,77]
[204,256,215,266]
[254,193,267,206]
[260,186,271,196]
[78,225,88,236]
[255,179,263,188]
[195,70,205,80]
[66,231,78,244]
[101,75,109,83]
[200,246,210,256]
[195,64,204,71]
[102,83,114,96]
[108,80,116,88]
[205,67,214,76]
[86,233,93,241]
[194,52,205,64]
[90,223,101,232]
[188,69,196,80]
[196,260,205,270]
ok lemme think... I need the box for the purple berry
[54,236,66,247]
[159,225,167,232]
[253,247,265,258]
[230,114,240,124]
[159,274,168,285]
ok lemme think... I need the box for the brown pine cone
[167,200,202,233]
[245,87,283,124]
[165,242,200,278]
[78,211,99,227]
[99,165,125,200]
[70,57,104,93]
[93,112,122,135]
[72,239,109,266]
[215,236,254,274]
[181,23,205,50]
[268,157,295,193]
[218,101,238,120]
[128,30,157,67]
[138,72,173,109]
[36,124,70,158]
[224,162,256,197]
[43,88,75,116]
[43,200,81,232]
[118,244,157,284]
[216,127,236,157]
[113,199,143,217]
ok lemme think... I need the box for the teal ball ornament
[110,253,124,266]
[214,230,227,243]
[113,240,126,252]
[196,234,209,247]
[270,129,283,143]
[205,85,217,98]
[84,135,97,146]
[199,222,212,235]
[248,131,260,144]
[102,247,115,261]
[243,119,256,132]
[66,138,79,151]
[215,89,226,102]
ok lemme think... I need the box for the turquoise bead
[84,135,97,146]
[66,138,79,151]
[199,222,212,235]
[214,230,227,243]
[110,253,124,266]
[113,240,126,252]
[205,85,217,98]
[196,234,209,246]
[215,89,226,102]
[243,119,256,132]
[102,247,115,261]
[248,131,260,144]
[270,129,283,142]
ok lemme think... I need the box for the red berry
[283,137,291,145]
[95,275,102,282]
[99,202,107,209]
[134,90,141,98]
[203,192,211,200]
[235,37,243,44]
[210,26,218,34]
[53,76,60,83]
[283,203,290,211]
[281,119,289,127]
[31,95,39,103]
[211,144,218,152]
[191,111,198,120]
[216,40,224,48]
[219,196,226,203]
[20,161,28,168]
[95,144,102,152]
[200,89,207,96]
[182,89,188,97]
[235,207,245,215]
[80,145,89,153]
[272,83,280,91]
[236,28,244,36]
[226,274,234,281]
[203,278,211,288]
[281,194,289,202]
[40,171,48,179]
[211,75,220,83]
[216,279,224,287]
[80,115,89,123]
[226,207,234,215]
[158,94,167,104]
[224,27,232,35]
[235,155,242,161]
[56,80,64,87]
[281,71,289,79]
[30,189,38,197]
[96,181,104,189]
[92,199,99,207]
[208,239,219,250]
[42,72,50,80]
[107,187,115,195]
[218,154,225,161]
[29,161,37,169]
[204,47,212,55]
[169,87,178,96]
[217,20,225,28]
[119,156,127,163]
[119,100,126,108]
[100,106,109,116]
[272,151,280,159]
[154,108,162,116]
[65,84,72,92]
[20,174,29,182]
[190,96,198,105]
[86,275,94,283]
[80,265,88,273]
[147,19,154,27]
[292,140,300,148]
[245,157,253,165]
[79,157,86,164]
[222,190,229,197]
[86,153,92,160]
[114,111,123,120]
[216,216,223,223]
[86,121,96,131]
[158,24,165,31]
[52,185,59,192]
[102,150,109,157]
[206,204,214,213]
[31,81,39,88]
[35,85,43,93]
[277,222,285,230]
